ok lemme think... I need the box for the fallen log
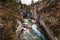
[39,16,58,40]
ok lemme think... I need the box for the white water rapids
[16,19,47,40]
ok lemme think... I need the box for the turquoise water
[30,27,47,40]
[17,19,50,40]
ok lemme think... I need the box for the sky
[21,0,39,5]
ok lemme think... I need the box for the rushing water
[16,19,49,40]
[31,24,46,40]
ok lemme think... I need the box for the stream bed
[16,19,50,40]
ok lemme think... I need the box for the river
[16,19,50,40]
